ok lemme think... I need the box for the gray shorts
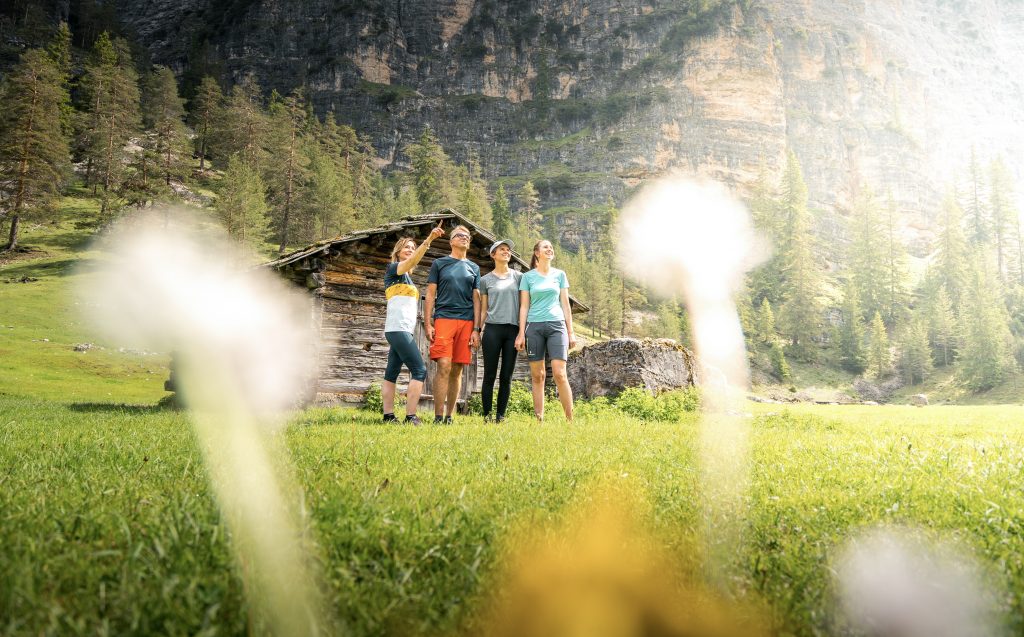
[525,321,568,362]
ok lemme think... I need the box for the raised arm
[397,225,444,275]
[560,288,576,349]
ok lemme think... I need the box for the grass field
[5,206,1024,635]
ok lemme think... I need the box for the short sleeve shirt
[478,270,523,325]
[520,268,569,323]
[384,262,418,333]
[428,256,480,321]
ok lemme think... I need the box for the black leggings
[481,323,519,418]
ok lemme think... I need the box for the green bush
[363,382,404,413]
[612,386,700,421]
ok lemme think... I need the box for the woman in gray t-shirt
[476,239,522,422]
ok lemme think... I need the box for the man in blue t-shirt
[424,224,481,423]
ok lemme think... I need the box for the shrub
[362,382,404,413]
[613,386,699,421]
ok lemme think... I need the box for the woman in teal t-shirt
[514,239,576,422]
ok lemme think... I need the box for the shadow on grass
[70,396,182,414]
[0,258,83,279]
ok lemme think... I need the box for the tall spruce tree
[882,191,908,323]
[0,47,70,251]
[778,150,821,360]
[304,142,351,240]
[492,184,512,238]
[989,157,1016,282]
[867,311,890,378]
[78,33,141,216]
[927,284,958,367]
[959,256,1014,390]
[218,154,270,250]
[141,66,190,189]
[848,187,888,320]
[965,148,988,245]
[518,180,541,238]
[266,89,310,253]
[216,76,269,169]
[756,298,777,344]
[838,281,867,374]
[408,128,455,211]
[897,315,932,385]
[188,75,223,172]
[935,191,968,307]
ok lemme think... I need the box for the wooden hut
[264,210,588,408]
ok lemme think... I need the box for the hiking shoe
[434,415,445,424]
[382,413,398,423]
[483,414,493,423]
[443,415,454,425]
[495,415,506,424]
[404,415,422,426]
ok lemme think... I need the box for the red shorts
[430,318,474,364]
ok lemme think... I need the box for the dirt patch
[0,246,50,267]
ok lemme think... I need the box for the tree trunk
[4,215,21,251]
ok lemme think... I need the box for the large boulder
[567,338,698,399]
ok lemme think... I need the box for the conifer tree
[927,285,957,367]
[216,76,269,169]
[47,22,74,138]
[964,148,988,245]
[518,180,541,237]
[867,311,890,377]
[747,166,785,306]
[935,191,968,307]
[777,150,821,360]
[188,75,223,172]
[959,256,1014,390]
[78,33,141,216]
[0,47,70,251]
[838,282,867,374]
[408,127,455,211]
[770,339,791,382]
[492,184,512,238]
[897,315,932,385]
[304,143,350,240]
[395,179,424,218]
[266,89,310,253]
[141,66,190,189]
[218,154,269,250]
[989,157,1016,282]
[849,187,888,320]
[882,191,908,323]
[456,153,492,227]
[756,298,777,344]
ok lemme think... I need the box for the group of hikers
[381,222,575,425]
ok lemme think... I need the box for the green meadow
[4,216,1024,636]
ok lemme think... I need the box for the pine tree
[959,256,1014,390]
[935,191,968,307]
[141,66,190,189]
[216,76,269,169]
[218,154,270,249]
[770,339,792,382]
[188,75,223,172]
[266,89,310,253]
[0,47,70,251]
[867,311,890,378]
[897,315,932,385]
[492,183,512,238]
[408,127,455,211]
[756,298,777,344]
[964,148,988,245]
[747,166,785,306]
[778,150,821,360]
[882,190,908,323]
[989,157,1016,282]
[848,187,888,320]
[47,22,74,139]
[303,143,350,241]
[78,33,141,216]
[518,180,542,238]
[926,285,957,367]
[838,282,867,374]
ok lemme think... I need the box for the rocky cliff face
[115,0,1024,251]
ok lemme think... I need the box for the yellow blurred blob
[469,481,766,637]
